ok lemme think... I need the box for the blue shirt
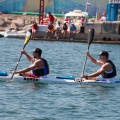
[70,24,76,31]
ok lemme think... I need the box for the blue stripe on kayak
[56,75,75,80]
[0,71,8,76]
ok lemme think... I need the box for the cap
[33,48,42,56]
[99,51,109,58]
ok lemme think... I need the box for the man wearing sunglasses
[81,51,117,82]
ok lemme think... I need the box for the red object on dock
[39,0,44,24]
[43,18,49,25]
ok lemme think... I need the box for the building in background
[107,0,120,21]
[0,0,108,16]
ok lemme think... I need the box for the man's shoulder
[102,62,110,68]
[35,59,42,63]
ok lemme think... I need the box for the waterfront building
[0,0,108,16]
[107,0,120,21]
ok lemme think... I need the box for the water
[0,38,120,120]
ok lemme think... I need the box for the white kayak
[0,74,120,87]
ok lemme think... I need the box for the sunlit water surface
[0,38,120,120]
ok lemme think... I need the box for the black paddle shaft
[80,28,95,84]
[82,45,90,75]
[10,44,26,80]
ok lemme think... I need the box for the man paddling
[81,51,117,82]
[13,48,49,78]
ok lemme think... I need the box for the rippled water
[0,38,120,120]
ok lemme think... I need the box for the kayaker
[13,48,49,78]
[81,51,117,82]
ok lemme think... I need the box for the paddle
[80,28,95,84]
[9,29,32,81]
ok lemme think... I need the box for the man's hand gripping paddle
[75,28,95,85]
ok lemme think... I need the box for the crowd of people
[46,21,77,40]
[30,11,107,40]
[45,12,85,40]
[31,12,85,40]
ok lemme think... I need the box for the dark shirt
[63,24,68,30]
[102,60,117,78]
[32,58,49,77]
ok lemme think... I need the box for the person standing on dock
[81,51,117,82]
[80,16,85,26]
[48,12,55,24]
[100,12,106,22]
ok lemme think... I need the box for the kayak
[0,74,120,87]
[0,70,120,87]
[1,75,76,84]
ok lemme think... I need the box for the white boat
[0,73,120,87]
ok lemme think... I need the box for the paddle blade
[87,28,95,45]
[24,29,32,45]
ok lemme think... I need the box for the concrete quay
[1,22,120,44]
[34,33,120,44]
[1,30,120,44]
[35,22,120,44]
